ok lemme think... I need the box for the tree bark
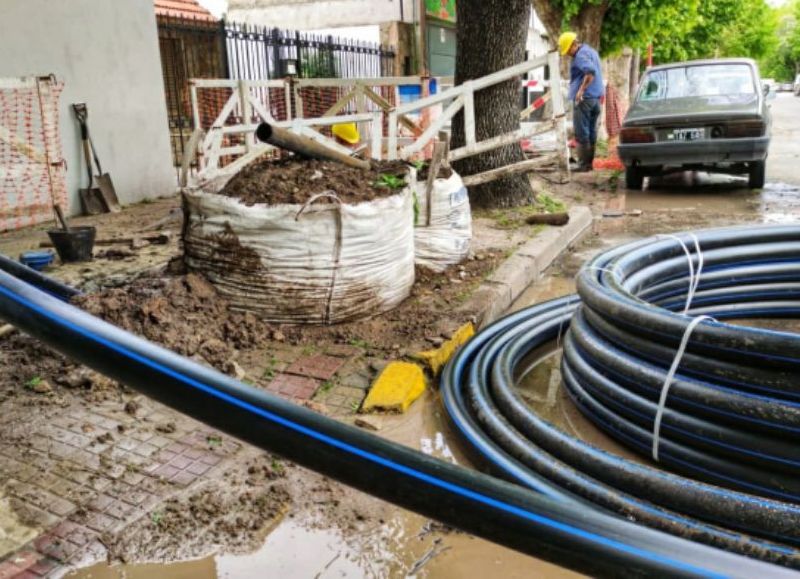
[530,0,610,52]
[451,0,533,209]
[531,0,563,47]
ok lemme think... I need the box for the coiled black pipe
[0,255,787,578]
[441,224,800,569]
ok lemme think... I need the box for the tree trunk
[530,0,609,52]
[571,2,609,50]
[531,0,562,48]
[451,0,533,209]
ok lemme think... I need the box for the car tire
[625,167,644,190]
[748,161,766,189]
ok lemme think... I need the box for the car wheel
[625,167,644,190]
[748,161,766,189]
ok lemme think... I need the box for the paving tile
[7,550,39,572]
[285,355,346,381]
[169,455,193,470]
[266,374,321,401]
[0,563,20,579]
[27,557,59,577]
[153,464,180,480]
[132,443,158,458]
[83,511,118,534]
[186,461,212,476]
[171,470,198,486]
[199,453,222,467]
[104,499,135,520]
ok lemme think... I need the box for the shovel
[73,103,120,213]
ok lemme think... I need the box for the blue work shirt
[568,44,605,101]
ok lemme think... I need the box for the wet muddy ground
[3,94,800,578]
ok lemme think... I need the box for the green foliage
[374,174,407,189]
[763,0,800,81]
[25,376,42,389]
[537,193,567,214]
[652,0,784,68]
[299,52,338,78]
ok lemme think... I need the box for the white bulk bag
[414,170,472,272]
[183,183,415,324]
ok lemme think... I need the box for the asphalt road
[767,92,800,186]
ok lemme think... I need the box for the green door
[427,24,456,77]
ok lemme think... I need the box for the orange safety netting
[0,78,67,232]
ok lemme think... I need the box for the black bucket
[47,226,96,263]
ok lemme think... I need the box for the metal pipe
[255,122,371,170]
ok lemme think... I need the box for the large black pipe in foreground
[0,256,790,578]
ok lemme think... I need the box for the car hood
[625,95,761,125]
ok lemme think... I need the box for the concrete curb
[460,206,594,328]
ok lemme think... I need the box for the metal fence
[156,15,396,166]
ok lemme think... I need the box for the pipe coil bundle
[442,224,800,568]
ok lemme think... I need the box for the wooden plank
[461,155,557,187]
[387,111,399,160]
[180,128,204,188]
[400,95,464,159]
[295,76,423,88]
[425,142,446,226]
[362,85,421,135]
[520,92,552,120]
[448,121,556,162]
[322,86,360,117]
[462,84,476,147]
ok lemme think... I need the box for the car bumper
[618,137,770,167]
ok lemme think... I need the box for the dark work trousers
[573,98,601,145]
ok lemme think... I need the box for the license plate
[669,128,704,141]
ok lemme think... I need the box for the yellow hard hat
[558,32,578,56]
[332,122,360,144]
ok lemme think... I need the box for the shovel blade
[94,173,121,213]
[79,187,106,215]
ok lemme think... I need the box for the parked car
[795,74,800,96]
[779,82,794,92]
[619,58,771,190]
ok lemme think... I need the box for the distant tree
[531,0,700,55]
[451,0,534,208]
[653,0,779,65]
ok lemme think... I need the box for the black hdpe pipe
[441,224,800,570]
[0,256,792,578]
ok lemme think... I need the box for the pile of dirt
[279,254,503,355]
[72,273,269,371]
[219,157,410,206]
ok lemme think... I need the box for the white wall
[0,0,176,215]
[229,0,414,29]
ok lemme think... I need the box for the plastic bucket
[47,226,96,263]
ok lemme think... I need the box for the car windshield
[639,64,756,101]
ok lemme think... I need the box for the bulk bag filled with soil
[183,158,415,324]
[414,167,472,272]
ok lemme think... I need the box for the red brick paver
[266,373,321,400]
[285,355,345,381]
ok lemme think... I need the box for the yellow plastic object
[413,322,475,376]
[558,32,578,56]
[362,362,426,413]
[332,122,360,144]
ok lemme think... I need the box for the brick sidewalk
[0,339,372,578]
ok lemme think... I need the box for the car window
[639,64,756,101]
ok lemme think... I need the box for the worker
[332,123,360,148]
[558,32,605,172]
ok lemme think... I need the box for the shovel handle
[54,205,69,231]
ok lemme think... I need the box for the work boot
[587,144,596,169]
[573,144,592,172]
